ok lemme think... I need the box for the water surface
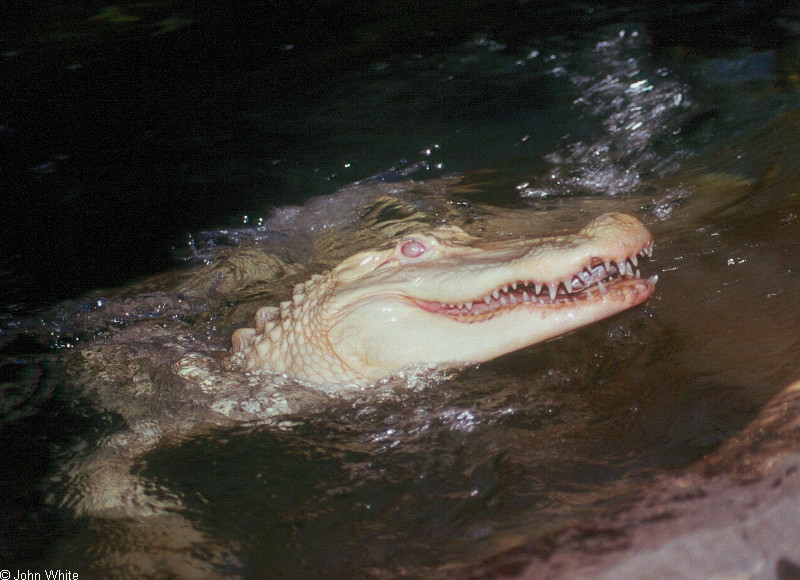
[2,2,800,577]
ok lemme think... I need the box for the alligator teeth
[438,243,655,316]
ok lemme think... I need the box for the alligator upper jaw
[410,244,656,320]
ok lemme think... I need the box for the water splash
[522,25,691,198]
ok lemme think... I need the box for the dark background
[2,1,798,307]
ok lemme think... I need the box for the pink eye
[400,239,427,258]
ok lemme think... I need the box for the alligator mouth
[413,244,656,321]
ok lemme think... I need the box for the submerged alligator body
[232,212,656,384]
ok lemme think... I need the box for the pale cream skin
[232,213,656,385]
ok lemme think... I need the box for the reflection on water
[2,2,800,578]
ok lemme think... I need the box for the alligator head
[231,213,656,385]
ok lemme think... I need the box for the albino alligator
[232,212,656,384]
[54,210,656,576]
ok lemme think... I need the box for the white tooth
[598,280,607,294]
[502,285,508,293]
[617,260,626,274]
[509,294,517,304]
[457,303,463,309]
[522,291,530,301]
[466,301,473,311]
[635,268,641,278]
[580,270,591,283]
[492,290,500,300]
[500,296,508,306]
[548,283,558,301]
[631,255,638,267]
[535,282,543,295]
[512,283,518,290]
[649,274,659,283]
[484,295,492,305]
[564,279,573,293]
[604,260,611,273]
[440,303,447,308]
[626,262,634,276]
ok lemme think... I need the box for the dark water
[2,1,800,578]
[2,0,795,304]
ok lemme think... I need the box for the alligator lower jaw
[413,275,657,323]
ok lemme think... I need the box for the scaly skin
[232,213,656,384]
